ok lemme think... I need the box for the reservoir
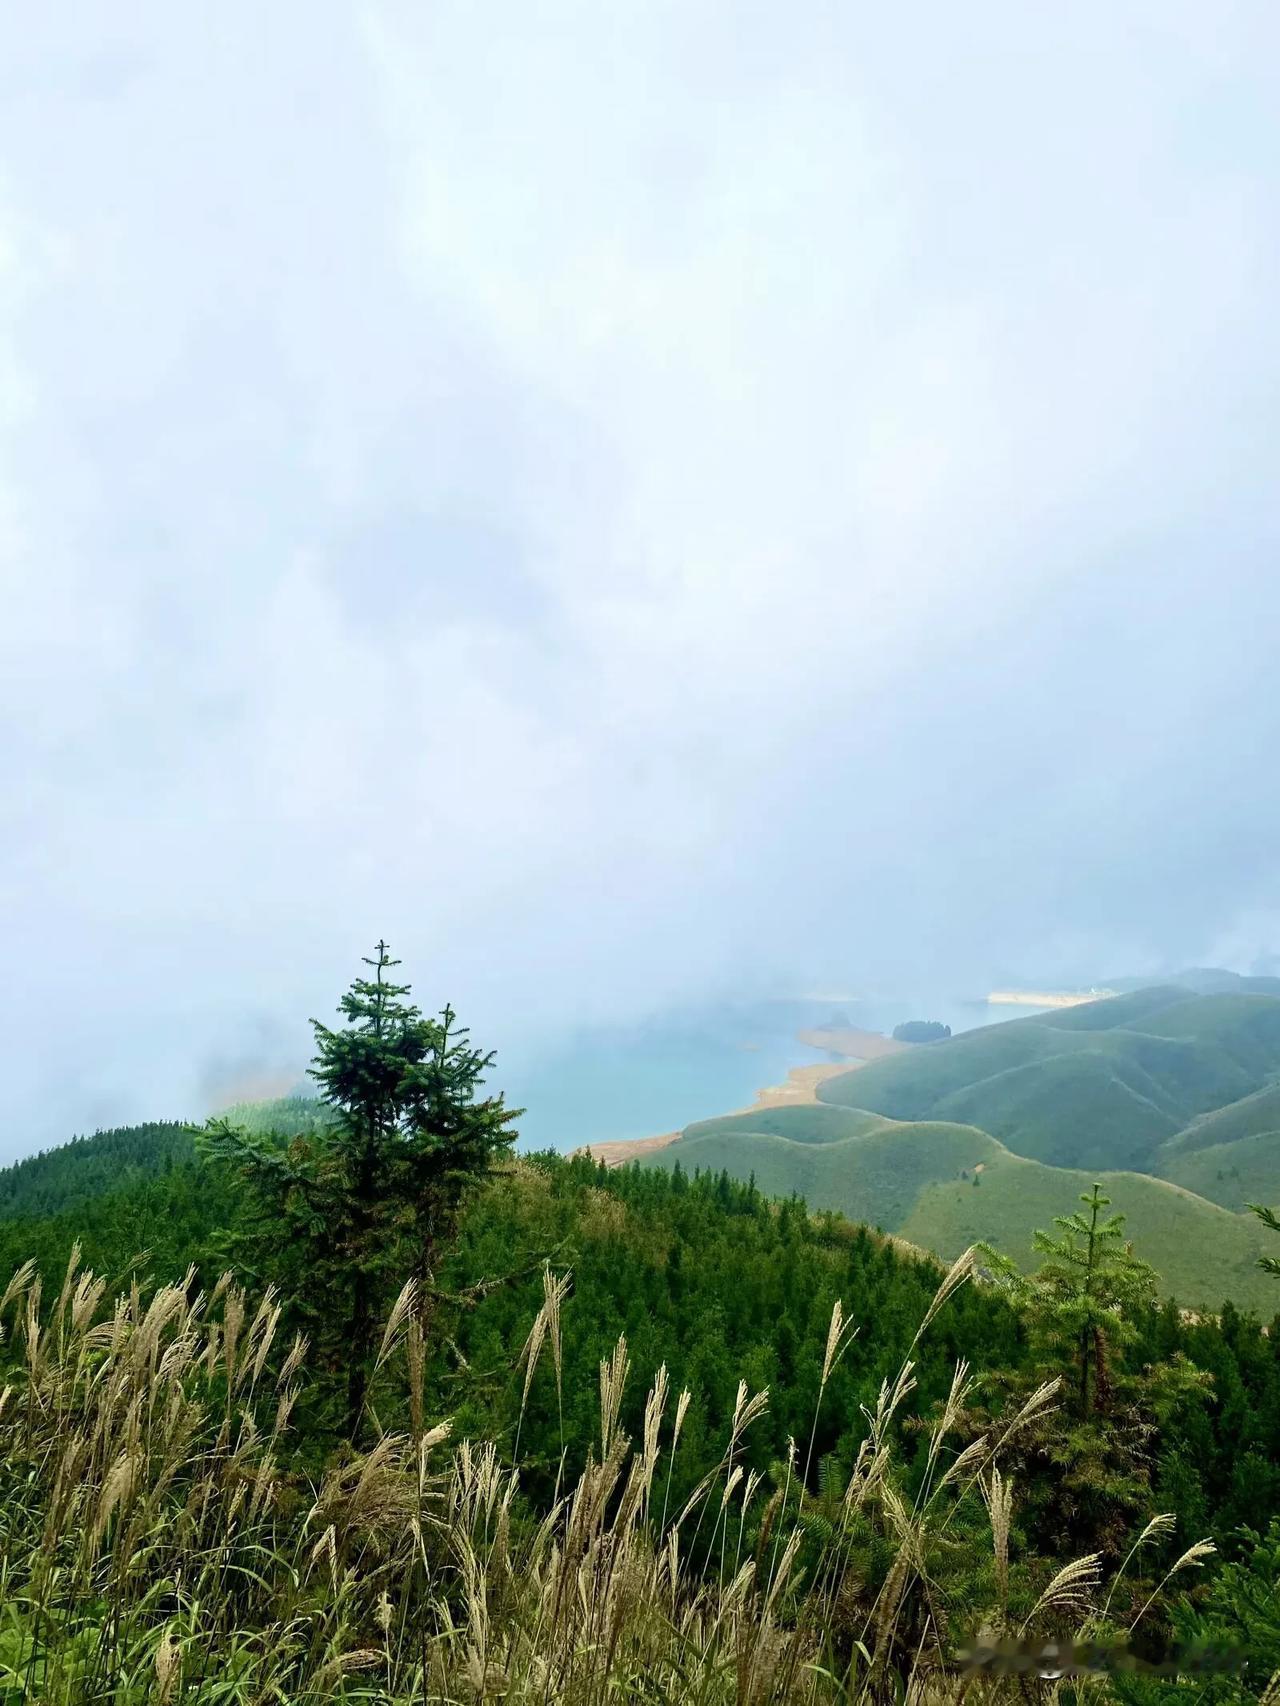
[499,993,1046,1154]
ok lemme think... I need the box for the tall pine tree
[984,1182,1156,1419]
[977,1185,1207,1563]
[200,942,519,1439]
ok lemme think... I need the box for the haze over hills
[6,972,1280,1312]
[1107,967,1280,998]
[641,982,1280,1311]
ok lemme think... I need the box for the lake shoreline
[576,1029,905,1168]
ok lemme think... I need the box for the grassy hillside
[1163,1082,1280,1156]
[1109,966,1280,999]
[1030,984,1194,1030]
[0,1152,1053,1705]
[899,1151,1272,1310]
[1161,1132,1280,1212]
[1084,1025,1255,1115]
[682,1104,889,1144]
[1139,993,1280,1078]
[818,1019,1067,1121]
[818,989,1280,1172]
[644,1100,1276,1311]
[931,1051,1179,1171]
[641,988,1280,1311]
[4,1148,1280,1699]
[1156,1078,1280,1206]
[652,1109,996,1233]
[6,1032,1280,1694]
[8,952,1280,1697]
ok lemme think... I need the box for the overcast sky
[2,3,1279,1153]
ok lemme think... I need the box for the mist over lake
[499,994,1039,1152]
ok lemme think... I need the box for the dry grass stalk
[0,1253,1168,1705]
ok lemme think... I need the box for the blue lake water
[498,994,1045,1153]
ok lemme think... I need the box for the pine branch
[424,1239,570,1311]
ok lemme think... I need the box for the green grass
[1140,994,1280,1078]
[646,989,1280,1310]
[682,1104,889,1145]
[818,1019,1068,1121]
[648,1113,995,1234]
[1026,985,1193,1031]
[1164,1082,1280,1155]
[1160,1131,1280,1212]
[1082,1026,1255,1116]
[931,1051,1180,1172]
[899,1149,1275,1313]
[819,990,1275,1173]
[647,1109,1276,1310]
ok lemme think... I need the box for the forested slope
[4,1113,1280,1551]
[6,1092,1280,1697]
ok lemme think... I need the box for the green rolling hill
[1161,1131,1280,1213]
[819,987,1280,1167]
[641,985,1280,1311]
[931,1052,1180,1172]
[1161,1081,1280,1155]
[815,1018,1068,1121]
[643,1101,1275,1310]
[1026,985,1193,1029]
[818,992,1261,1144]
[1109,967,1280,999]
[898,1156,1271,1309]
[656,1105,989,1232]
[1154,1082,1280,1207]
[1137,993,1280,1078]
[684,1103,887,1144]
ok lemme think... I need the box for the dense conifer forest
[3,950,1280,1700]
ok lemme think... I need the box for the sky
[2,3,1279,1154]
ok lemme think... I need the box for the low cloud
[2,3,1279,1153]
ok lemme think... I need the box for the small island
[892,1019,952,1043]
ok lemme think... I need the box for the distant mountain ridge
[0,1121,195,1223]
[1106,966,1280,998]
[0,1096,329,1225]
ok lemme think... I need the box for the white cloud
[1,1,1278,1149]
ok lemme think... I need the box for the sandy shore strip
[576,1032,905,1169]
[577,1129,685,1167]
[796,1025,908,1061]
